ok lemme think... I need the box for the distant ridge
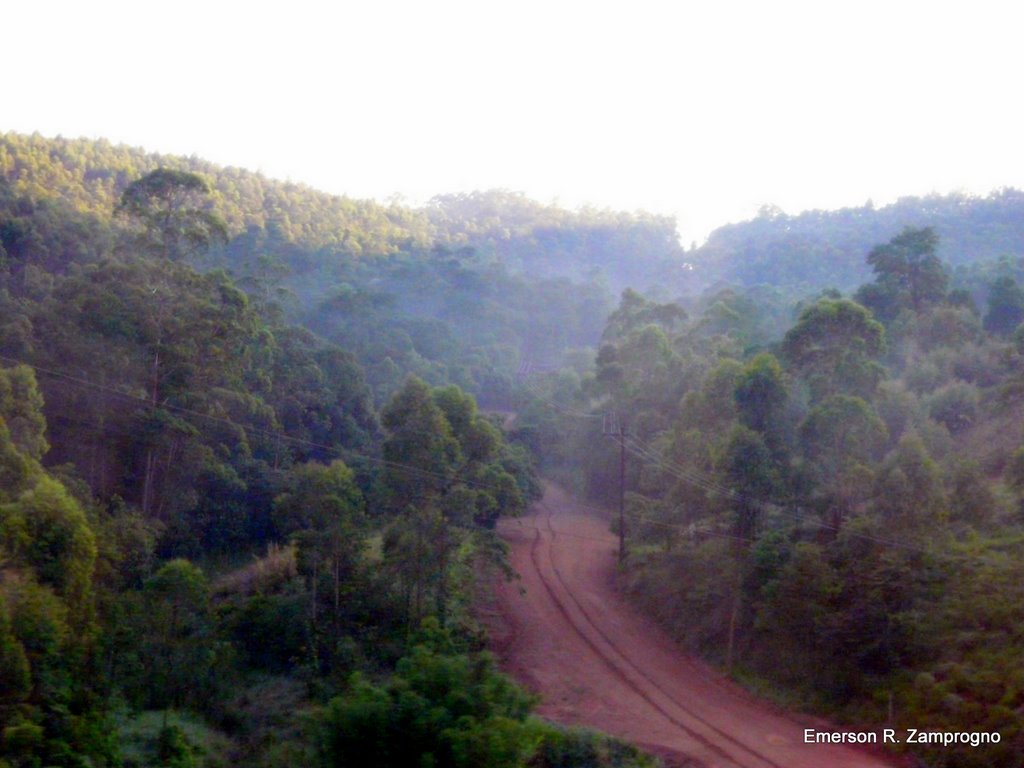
[6,131,1024,297]
[691,190,1024,292]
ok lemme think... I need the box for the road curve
[485,482,901,768]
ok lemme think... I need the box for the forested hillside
[0,143,656,767]
[0,132,693,404]
[0,132,683,289]
[5,131,1024,767]
[691,191,1024,292]
[526,226,1024,767]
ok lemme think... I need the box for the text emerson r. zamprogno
[804,728,1001,747]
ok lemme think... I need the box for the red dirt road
[487,483,900,768]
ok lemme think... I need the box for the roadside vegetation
[0,138,655,767]
[530,228,1024,767]
[6,132,1024,766]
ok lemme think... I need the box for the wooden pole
[618,418,626,563]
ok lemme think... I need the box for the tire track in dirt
[489,482,902,768]
[532,499,783,768]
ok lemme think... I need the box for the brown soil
[484,482,903,768]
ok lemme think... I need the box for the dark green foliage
[0,133,640,768]
[601,288,687,344]
[2,132,687,410]
[800,395,887,470]
[0,383,115,768]
[782,298,886,401]
[377,379,532,627]
[689,193,1024,294]
[18,129,1024,767]
[945,459,996,526]
[156,725,197,768]
[272,460,363,538]
[381,376,461,509]
[319,634,536,768]
[118,169,227,262]
[118,560,221,711]
[872,434,947,526]
[734,354,787,433]
[926,382,979,434]
[0,363,48,459]
[566,223,1024,766]
[318,628,656,768]
[983,275,1024,336]
[12,475,97,613]
[733,353,789,460]
[716,425,775,537]
[0,606,31,706]
[863,226,948,315]
[227,594,307,673]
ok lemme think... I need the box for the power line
[518,375,603,421]
[515,391,931,556]
[618,431,934,555]
[514,367,937,556]
[0,354,519,498]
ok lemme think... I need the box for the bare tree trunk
[414,519,424,624]
[726,587,740,673]
[333,556,340,623]
[436,533,449,626]
[155,437,180,520]
[142,449,155,516]
[143,345,161,517]
[311,557,318,626]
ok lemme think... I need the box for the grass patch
[116,709,237,768]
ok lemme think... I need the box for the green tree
[0,364,48,460]
[117,168,227,261]
[380,376,460,511]
[433,385,499,468]
[861,226,948,316]
[600,288,686,343]
[129,559,218,710]
[872,433,947,526]
[800,395,887,527]
[983,275,1024,336]
[926,381,979,434]
[715,425,776,539]
[946,458,996,526]
[276,460,366,651]
[0,605,30,709]
[733,353,789,459]
[751,542,838,679]
[156,724,198,768]
[782,298,885,401]
[13,475,97,626]
[273,460,364,537]
[319,635,536,768]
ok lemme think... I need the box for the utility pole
[618,418,625,563]
[603,412,627,563]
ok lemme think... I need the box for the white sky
[5,0,1024,244]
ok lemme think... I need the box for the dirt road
[487,483,900,768]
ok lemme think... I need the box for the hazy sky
[6,0,1024,243]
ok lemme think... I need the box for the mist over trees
[0,134,669,768]
[4,131,1024,766]
[693,191,1024,293]
[527,226,1024,767]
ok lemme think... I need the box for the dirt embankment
[481,482,902,768]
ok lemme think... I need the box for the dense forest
[0,136,658,767]
[527,229,1024,767]
[694,192,1024,293]
[2,132,689,404]
[4,131,1024,766]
